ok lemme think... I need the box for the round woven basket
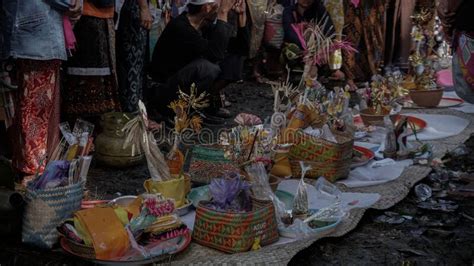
[359,108,395,127]
[22,181,84,249]
[288,130,354,182]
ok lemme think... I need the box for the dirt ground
[1,82,473,265]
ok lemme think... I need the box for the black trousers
[150,58,221,116]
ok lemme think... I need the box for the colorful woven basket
[288,131,354,182]
[192,199,279,253]
[189,145,240,184]
[263,16,284,49]
[22,181,84,249]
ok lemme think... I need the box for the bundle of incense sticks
[35,119,95,187]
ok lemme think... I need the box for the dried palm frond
[177,83,209,111]
[122,101,172,181]
[271,70,299,113]
[170,83,207,136]
[189,115,203,133]
[291,16,357,80]
[313,40,357,65]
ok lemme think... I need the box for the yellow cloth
[270,152,292,177]
[287,105,309,130]
[145,215,181,234]
[114,207,130,226]
[123,197,142,219]
[74,216,93,246]
[143,177,186,207]
[74,207,130,260]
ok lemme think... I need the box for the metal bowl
[176,199,193,216]
[108,195,137,207]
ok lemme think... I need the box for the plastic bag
[245,162,288,224]
[32,160,70,190]
[321,124,337,143]
[292,162,310,217]
[207,173,251,212]
[304,178,346,223]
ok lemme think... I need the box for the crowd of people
[0,0,473,186]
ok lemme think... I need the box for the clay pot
[360,107,395,127]
[409,89,443,107]
[95,112,144,168]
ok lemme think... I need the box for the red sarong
[11,60,61,175]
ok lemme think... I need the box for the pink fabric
[63,16,76,52]
[437,69,454,87]
[351,0,360,8]
[291,23,308,51]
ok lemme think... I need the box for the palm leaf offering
[291,16,357,81]
[122,101,172,181]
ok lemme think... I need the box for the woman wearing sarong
[63,0,121,121]
[0,0,81,183]
[116,0,153,113]
[383,0,415,72]
[341,0,387,87]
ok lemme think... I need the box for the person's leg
[12,59,61,182]
[396,0,415,71]
[167,58,221,97]
[116,0,148,113]
[217,54,246,107]
[63,16,121,122]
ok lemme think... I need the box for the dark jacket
[151,13,233,82]
[225,11,250,57]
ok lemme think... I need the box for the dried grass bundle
[122,101,172,181]
[291,16,357,79]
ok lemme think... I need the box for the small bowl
[409,89,443,107]
[176,199,193,216]
[108,195,137,207]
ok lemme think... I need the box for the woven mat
[167,109,473,265]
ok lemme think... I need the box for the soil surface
[1,82,474,265]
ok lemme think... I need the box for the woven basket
[288,131,353,182]
[22,181,84,249]
[263,17,284,49]
[192,199,279,253]
[189,145,240,184]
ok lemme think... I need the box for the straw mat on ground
[167,109,473,265]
